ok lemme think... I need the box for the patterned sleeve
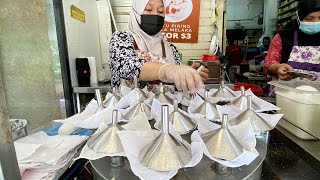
[264,34,282,73]
[109,31,146,88]
[170,44,182,65]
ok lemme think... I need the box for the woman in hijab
[109,0,208,96]
[264,0,320,81]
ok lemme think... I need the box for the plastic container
[233,83,264,96]
[269,81,320,140]
[202,54,220,84]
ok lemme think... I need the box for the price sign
[161,0,201,43]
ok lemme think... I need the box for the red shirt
[226,44,241,66]
[264,34,282,73]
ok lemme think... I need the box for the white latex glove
[158,63,203,96]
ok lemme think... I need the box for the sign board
[161,0,201,43]
[71,5,86,23]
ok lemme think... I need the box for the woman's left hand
[191,63,209,81]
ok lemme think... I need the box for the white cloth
[14,132,87,179]
[232,89,281,112]
[117,130,203,180]
[194,119,259,168]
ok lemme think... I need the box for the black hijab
[279,0,320,63]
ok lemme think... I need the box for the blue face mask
[299,21,320,35]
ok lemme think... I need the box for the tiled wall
[0,0,64,131]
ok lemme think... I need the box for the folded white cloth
[231,89,280,112]
[194,118,259,167]
[14,131,88,179]
[117,130,203,180]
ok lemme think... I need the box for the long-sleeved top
[109,31,182,88]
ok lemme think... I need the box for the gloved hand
[277,64,294,80]
[191,62,209,80]
[158,63,203,96]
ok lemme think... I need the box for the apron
[122,40,176,93]
[287,31,320,80]
[267,31,320,97]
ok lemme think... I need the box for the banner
[161,0,201,43]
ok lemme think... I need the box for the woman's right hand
[277,64,294,80]
[158,63,203,96]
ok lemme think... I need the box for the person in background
[226,38,242,66]
[254,37,271,64]
[264,0,320,81]
[259,37,271,55]
[109,0,208,96]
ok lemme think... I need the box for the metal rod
[222,114,228,129]
[159,83,164,93]
[204,91,208,102]
[161,105,169,134]
[0,73,21,180]
[112,110,118,125]
[134,76,138,88]
[76,93,81,113]
[111,156,125,167]
[173,99,178,112]
[247,95,252,110]
[240,86,245,96]
[139,94,145,112]
[95,89,103,107]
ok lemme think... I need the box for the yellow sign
[70,5,85,23]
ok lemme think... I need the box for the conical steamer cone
[212,80,235,98]
[95,89,105,113]
[124,93,152,120]
[133,76,148,100]
[155,83,173,104]
[104,87,121,108]
[169,99,196,134]
[230,95,272,132]
[192,91,219,120]
[87,110,124,154]
[201,114,243,161]
[139,105,192,171]
[232,86,259,111]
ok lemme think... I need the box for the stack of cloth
[14,123,92,180]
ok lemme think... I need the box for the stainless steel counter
[275,125,320,167]
[263,125,320,179]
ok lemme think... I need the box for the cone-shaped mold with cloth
[230,95,273,134]
[200,114,244,161]
[192,90,219,120]
[87,110,125,155]
[103,87,121,108]
[155,83,173,104]
[124,93,152,120]
[139,105,192,171]
[212,80,236,98]
[232,86,260,111]
[169,99,196,134]
[95,89,105,113]
[133,76,149,99]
